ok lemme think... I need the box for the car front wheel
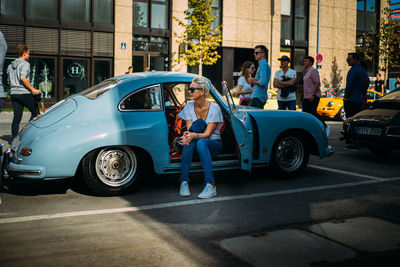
[82,146,142,196]
[336,107,346,121]
[271,134,309,176]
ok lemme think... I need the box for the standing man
[344,52,368,118]
[7,44,41,139]
[249,45,271,109]
[0,31,7,113]
[273,55,297,110]
[302,56,321,117]
[374,72,384,95]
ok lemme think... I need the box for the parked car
[317,89,382,121]
[341,90,400,153]
[1,72,333,196]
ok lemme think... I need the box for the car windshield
[379,90,400,101]
[210,85,229,108]
[79,79,119,99]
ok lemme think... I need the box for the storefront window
[94,0,113,24]
[0,0,23,16]
[94,60,111,85]
[151,3,168,29]
[281,16,292,40]
[27,0,58,20]
[30,57,56,99]
[62,0,90,22]
[295,0,305,16]
[133,1,148,27]
[63,59,89,97]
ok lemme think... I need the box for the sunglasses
[188,87,203,93]
[254,51,263,55]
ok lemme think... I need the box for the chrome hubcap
[95,147,137,187]
[276,136,304,172]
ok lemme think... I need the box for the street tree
[173,0,222,76]
[360,0,400,81]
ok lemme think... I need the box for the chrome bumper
[326,145,334,157]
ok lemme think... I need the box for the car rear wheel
[336,107,346,121]
[82,146,142,196]
[271,134,309,176]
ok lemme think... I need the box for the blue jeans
[278,100,296,110]
[11,94,37,138]
[180,138,222,185]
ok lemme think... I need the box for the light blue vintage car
[1,72,333,196]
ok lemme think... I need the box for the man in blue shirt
[249,45,271,109]
[344,52,368,117]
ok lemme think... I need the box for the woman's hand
[180,131,196,145]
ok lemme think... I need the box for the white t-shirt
[178,101,224,140]
[237,76,253,99]
[275,68,297,101]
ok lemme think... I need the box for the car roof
[115,71,198,84]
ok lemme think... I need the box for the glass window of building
[62,0,90,22]
[30,57,56,99]
[151,3,168,29]
[1,0,23,16]
[27,0,58,20]
[281,0,291,16]
[94,0,113,24]
[133,1,149,28]
[357,0,377,33]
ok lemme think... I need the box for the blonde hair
[192,76,210,96]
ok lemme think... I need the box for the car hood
[351,108,400,125]
[31,98,77,128]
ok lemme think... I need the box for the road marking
[1,177,399,225]
[308,165,386,181]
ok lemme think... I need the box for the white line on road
[308,165,386,181]
[1,176,399,225]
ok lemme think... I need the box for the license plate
[356,127,382,136]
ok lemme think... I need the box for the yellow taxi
[317,89,382,121]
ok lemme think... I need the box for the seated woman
[178,76,224,199]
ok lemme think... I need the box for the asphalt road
[0,120,400,266]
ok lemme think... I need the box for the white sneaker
[179,181,191,197]
[198,183,217,199]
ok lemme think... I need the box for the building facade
[0,0,385,107]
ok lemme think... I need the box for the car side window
[163,83,188,107]
[120,85,162,111]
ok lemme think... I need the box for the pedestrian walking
[0,31,7,113]
[249,45,271,109]
[344,52,368,118]
[7,44,41,140]
[374,72,384,95]
[236,61,255,106]
[273,55,297,110]
[302,56,321,118]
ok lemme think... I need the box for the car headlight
[327,101,333,107]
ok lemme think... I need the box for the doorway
[132,52,167,72]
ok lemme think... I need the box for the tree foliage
[173,0,222,75]
[360,1,400,76]
[322,56,343,90]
